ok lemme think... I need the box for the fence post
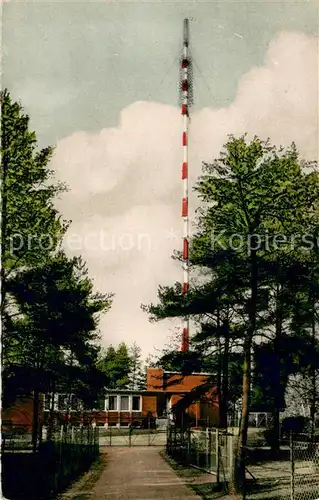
[196,433,199,467]
[187,428,191,462]
[290,432,295,500]
[206,428,209,471]
[80,424,84,451]
[228,433,233,489]
[58,425,63,494]
[96,426,99,454]
[216,429,220,485]
[148,416,151,446]
[173,425,177,458]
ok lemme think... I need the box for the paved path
[90,447,203,499]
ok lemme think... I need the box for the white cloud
[52,31,318,357]
[53,102,180,201]
[192,31,318,164]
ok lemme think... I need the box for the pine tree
[143,136,319,497]
[1,91,114,449]
[5,252,112,448]
[129,343,145,390]
[99,343,132,389]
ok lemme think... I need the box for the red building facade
[3,368,219,429]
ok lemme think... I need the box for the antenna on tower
[183,18,190,46]
[180,18,192,353]
[179,20,194,110]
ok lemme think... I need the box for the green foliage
[97,341,146,390]
[3,252,113,406]
[1,91,113,417]
[128,342,146,390]
[143,135,319,491]
[1,89,67,281]
[98,342,132,389]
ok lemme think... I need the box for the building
[2,395,44,432]
[3,367,219,430]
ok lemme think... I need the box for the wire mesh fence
[166,427,319,499]
[287,435,319,500]
[166,426,234,490]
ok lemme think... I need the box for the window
[120,396,129,411]
[132,396,141,411]
[70,395,81,411]
[44,394,52,411]
[57,394,68,411]
[108,396,117,411]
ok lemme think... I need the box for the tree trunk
[271,281,283,455]
[1,147,8,315]
[66,353,74,428]
[47,387,55,441]
[271,407,281,455]
[232,338,252,497]
[231,250,258,498]
[32,390,40,453]
[310,372,317,439]
[310,294,317,439]
[220,319,230,429]
[216,309,223,428]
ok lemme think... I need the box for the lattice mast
[180,19,193,352]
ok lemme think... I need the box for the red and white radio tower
[180,19,193,352]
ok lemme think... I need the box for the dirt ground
[60,447,214,499]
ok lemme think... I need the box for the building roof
[163,371,214,376]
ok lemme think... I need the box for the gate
[166,426,234,486]
[99,427,167,447]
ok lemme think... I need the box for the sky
[2,1,319,357]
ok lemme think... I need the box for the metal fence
[99,426,167,447]
[288,436,319,500]
[166,426,234,489]
[2,424,100,499]
[229,411,275,429]
[2,423,99,450]
[166,428,319,499]
[2,424,34,452]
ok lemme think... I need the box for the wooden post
[228,433,233,487]
[290,432,295,500]
[148,415,151,446]
[216,429,220,485]
[206,427,210,471]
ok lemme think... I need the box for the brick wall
[146,368,163,391]
[142,395,157,417]
[165,373,210,392]
[2,395,44,431]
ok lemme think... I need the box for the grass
[58,452,107,499]
[160,448,292,500]
[99,428,159,436]
[160,450,232,500]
